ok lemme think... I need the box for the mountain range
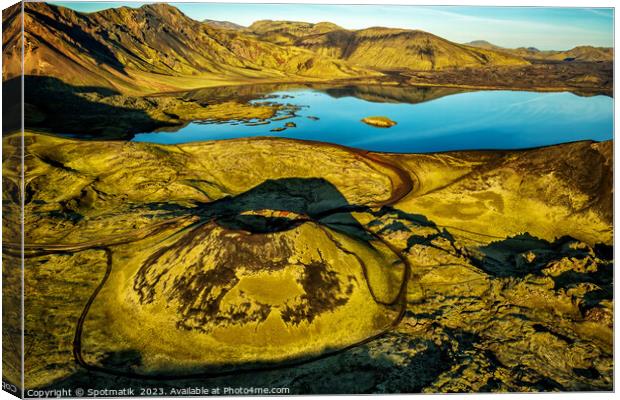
[1,2,612,96]
[3,2,373,94]
[465,40,613,62]
[203,19,245,30]
[0,2,525,95]
[248,20,527,70]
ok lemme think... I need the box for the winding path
[3,145,417,381]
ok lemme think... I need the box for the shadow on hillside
[2,77,24,134]
[27,6,128,75]
[473,233,613,312]
[3,76,172,138]
[197,177,371,240]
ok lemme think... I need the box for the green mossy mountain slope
[251,24,529,70]
[2,2,376,94]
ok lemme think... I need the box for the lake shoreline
[130,86,612,152]
[23,82,612,151]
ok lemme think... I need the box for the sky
[50,2,614,50]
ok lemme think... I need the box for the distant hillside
[464,40,504,51]
[249,23,529,71]
[2,3,375,94]
[248,20,343,45]
[540,46,611,62]
[203,19,245,30]
[466,40,613,62]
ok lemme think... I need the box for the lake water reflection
[133,85,613,153]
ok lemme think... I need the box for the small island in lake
[361,116,398,128]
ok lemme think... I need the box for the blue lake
[133,86,613,153]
